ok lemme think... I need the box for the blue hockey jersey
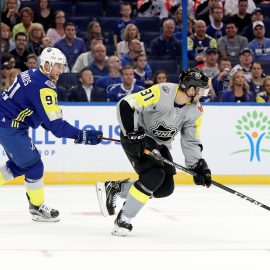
[0,68,80,139]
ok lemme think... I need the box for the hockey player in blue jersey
[0,47,103,222]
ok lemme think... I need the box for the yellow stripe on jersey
[11,108,33,128]
[195,114,203,138]
[129,85,160,108]
[0,172,6,185]
[40,88,62,121]
[129,185,150,204]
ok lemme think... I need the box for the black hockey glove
[75,130,103,145]
[191,159,212,188]
[126,127,146,158]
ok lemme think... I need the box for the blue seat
[141,32,160,50]
[75,2,103,17]
[260,62,270,76]
[19,0,37,12]
[57,73,79,90]
[148,59,179,74]
[50,1,73,16]
[69,16,92,33]
[135,17,161,33]
[97,17,118,33]
[167,73,179,84]
[105,2,121,17]
[257,4,270,19]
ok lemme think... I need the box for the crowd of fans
[1,0,270,103]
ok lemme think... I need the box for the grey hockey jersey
[117,83,205,167]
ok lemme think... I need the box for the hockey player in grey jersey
[96,68,212,236]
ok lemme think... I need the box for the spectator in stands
[212,58,232,101]
[224,0,256,16]
[116,23,145,58]
[217,21,248,62]
[113,2,136,50]
[229,0,252,34]
[25,53,38,70]
[54,22,86,71]
[27,23,45,56]
[206,6,226,40]
[1,0,20,30]
[150,19,181,60]
[256,76,270,103]
[95,55,122,94]
[66,68,107,102]
[34,0,54,32]
[87,43,109,77]
[153,70,168,84]
[84,21,104,51]
[248,62,264,94]
[173,13,194,42]
[196,47,220,78]
[222,70,255,102]
[12,7,33,40]
[134,54,153,87]
[248,21,270,61]
[197,0,223,26]
[10,32,29,71]
[46,10,65,45]
[241,7,265,42]
[72,38,104,73]
[1,53,16,69]
[1,61,11,91]
[231,48,253,81]
[188,20,217,63]
[4,67,21,89]
[121,39,152,74]
[108,65,144,102]
[40,36,53,49]
[1,22,15,53]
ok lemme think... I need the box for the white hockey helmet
[40,47,66,74]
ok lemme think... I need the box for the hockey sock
[122,184,151,218]
[0,165,15,185]
[119,180,134,199]
[25,178,45,206]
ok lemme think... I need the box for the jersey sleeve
[117,85,161,135]
[180,105,204,168]
[32,87,80,139]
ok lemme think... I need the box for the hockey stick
[101,137,270,212]
[143,149,270,212]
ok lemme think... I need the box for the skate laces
[107,182,121,207]
[39,204,52,213]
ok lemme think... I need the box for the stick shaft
[143,149,270,212]
[101,137,270,211]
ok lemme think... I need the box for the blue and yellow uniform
[0,68,80,207]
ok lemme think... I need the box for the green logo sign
[230,111,270,161]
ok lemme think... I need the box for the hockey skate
[112,210,133,237]
[96,179,129,216]
[29,202,60,222]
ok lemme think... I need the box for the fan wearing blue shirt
[108,65,144,102]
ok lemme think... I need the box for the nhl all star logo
[150,121,179,141]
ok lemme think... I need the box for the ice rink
[1,185,270,270]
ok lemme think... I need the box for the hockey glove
[191,159,212,188]
[75,130,103,145]
[127,127,146,158]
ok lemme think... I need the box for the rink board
[1,103,270,185]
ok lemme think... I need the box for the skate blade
[32,215,60,222]
[111,225,130,237]
[96,182,110,217]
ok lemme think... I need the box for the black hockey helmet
[179,68,209,93]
